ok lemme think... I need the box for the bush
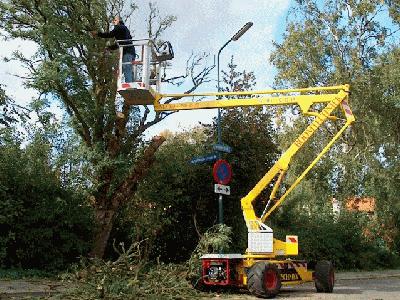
[274,208,400,270]
[0,136,94,270]
[61,225,233,299]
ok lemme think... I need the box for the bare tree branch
[146,2,177,42]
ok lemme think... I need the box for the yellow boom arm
[150,84,354,229]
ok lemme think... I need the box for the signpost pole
[218,195,223,224]
[216,22,252,225]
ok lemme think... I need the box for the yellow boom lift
[116,39,355,298]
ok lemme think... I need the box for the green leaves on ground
[60,240,202,300]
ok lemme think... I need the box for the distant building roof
[345,197,376,213]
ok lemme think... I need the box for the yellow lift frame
[151,84,354,236]
[123,84,355,252]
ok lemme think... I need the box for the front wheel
[314,260,334,293]
[247,261,281,298]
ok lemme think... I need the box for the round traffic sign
[213,159,232,185]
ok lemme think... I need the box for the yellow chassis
[241,257,313,286]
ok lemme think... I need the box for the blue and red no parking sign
[213,159,232,185]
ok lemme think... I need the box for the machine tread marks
[247,262,281,298]
[314,260,334,293]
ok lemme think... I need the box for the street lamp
[217,22,253,144]
[216,22,253,224]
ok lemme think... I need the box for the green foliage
[271,0,399,153]
[60,226,232,299]
[273,195,400,270]
[60,241,202,300]
[0,85,29,128]
[0,268,56,279]
[269,0,400,269]
[0,131,94,270]
[109,128,216,262]
[221,55,256,94]
[190,224,232,259]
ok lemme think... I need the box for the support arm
[152,84,354,230]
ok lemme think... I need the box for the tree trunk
[89,136,166,258]
[89,207,117,258]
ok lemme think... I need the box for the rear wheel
[247,261,281,298]
[314,260,334,293]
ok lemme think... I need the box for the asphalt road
[0,269,399,299]
[275,277,400,299]
[212,270,400,300]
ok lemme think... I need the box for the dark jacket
[97,22,135,56]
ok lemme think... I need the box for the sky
[140,0,291,136]
[0,0,292,136]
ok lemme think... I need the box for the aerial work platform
[115,38,355,298]
[116,40,351,115]
[118,84,157,105]
[116,38,173,105]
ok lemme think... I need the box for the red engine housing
[201,254,244,286]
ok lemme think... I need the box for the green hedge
[274,209,400,270]
[0,136,94,270]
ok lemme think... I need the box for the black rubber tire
[314,260,335,293]
[247,261,281,298]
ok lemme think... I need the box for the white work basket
[247,221,273,253]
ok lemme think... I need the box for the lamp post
[216,22,253,224]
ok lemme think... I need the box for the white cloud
[0,37,38,102]
[144,108,217,137]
